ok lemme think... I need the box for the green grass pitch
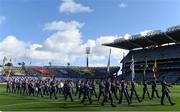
[0,84,179,111]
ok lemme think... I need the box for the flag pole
[122,52,125,80]
[107,48,111,78]
[2,56,7,75]
[130,55,135,81]
[143,56,147,81]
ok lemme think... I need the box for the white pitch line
[0,101,64,108]
[0,102,45,108]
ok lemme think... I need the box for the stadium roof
[103,25,180,50]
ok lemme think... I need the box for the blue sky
[0,0,180,67]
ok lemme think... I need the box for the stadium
[0,25,179,111]
[103,25,180,84]
[1,25,179,83]
[0,0,180,111]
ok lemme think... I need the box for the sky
[0,0,180,67]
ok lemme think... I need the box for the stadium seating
[120,43,180,84]
[1,66,120,80]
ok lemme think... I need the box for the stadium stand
[0,66,120,80]
[45,66,120,79]
[103,25,180,84]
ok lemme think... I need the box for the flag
[107,48,111,74]
[152,58,157,80]
[29,61,32,65]
[2,56,8,75]
[143,57,147,80]
[3,56,7,65]
[130,55,135,81]
[9,58,12,62]
[14,57,16,63]
[49,61,52,66]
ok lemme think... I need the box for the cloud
[27,20,85,65]
[0,16,6,24]
[124,34,131,40]
[0,20,128,67]
[90,36,129,61]
[44,21,84,31]
[59,0,93,14]
[0,36,26,57]
[140,30,153,36]
[118,3,128,8]
[41,21,83,54]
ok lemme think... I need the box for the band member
[22,79,27,95]
[11,79,16,93]
[98,79,105,101]
[43,80,49,96]
[64,80,73,102]
[161,80,175,106]
[16,80,21,94]
[59,80,64,94]
[129,81,141,103]
[119,80,131,105]
[78,81,84,99]
[90,80,97,98]
[6,79,11,93]
[101,77,116,107]
[28,80,35,96]
[142,80,151,100]
[111,79,119,100]
[37,80,43,97]
[50,79,57,99]
[55,80,60,94]
[151,78,160,99]
[81,80,92,104]
[75,80,80,96]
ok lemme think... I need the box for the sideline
[0,101,64,108]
